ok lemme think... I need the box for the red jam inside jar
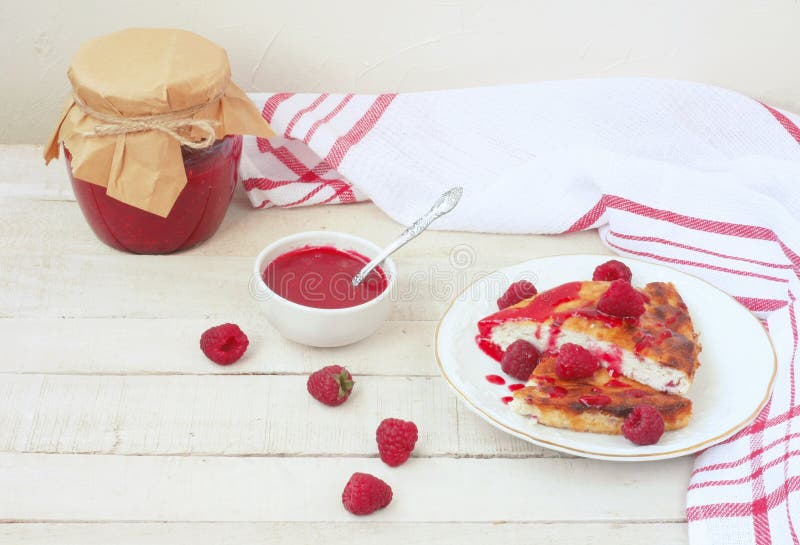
[262,245,388,309]
[65,135,242,254]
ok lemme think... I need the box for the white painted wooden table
[0,146,692,544]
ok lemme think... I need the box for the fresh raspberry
[555,343,599,380]
[342,472,393,515]
[376,418,418,467]
[501,340,541,380]
[622,404,665,445]
[199,323,249,365]
[597,279,645,318]
[592,260,633,282]
[307,365,354,406]
[497,280,538,309]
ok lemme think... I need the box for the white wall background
[2,0,799,144]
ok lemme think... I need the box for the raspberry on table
[592,259,633,282]
[501,340,541,381]
[597,279,645,318]
[376,418,418,467]
[555,343,599,380]
[307,365,354,406]
[497,280,538,310]
[199,323,249,365]
[342,472,393,515]
[622,404,665,445]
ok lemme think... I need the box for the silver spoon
[351,186,464,287]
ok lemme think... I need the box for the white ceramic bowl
[252,231,396,347]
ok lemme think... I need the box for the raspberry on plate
[342,472,393,515]
[622,404,665,445]
[376,418,418,467]
[199,323,249,365]
[592,259,632,282]
[307,365,354,406]
[597,279,645,318]
[497,280,538,310]
[501,340,541,381]
[555,343,599,380]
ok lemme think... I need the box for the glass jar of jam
[44,28,273,254]
[65,135,242,254]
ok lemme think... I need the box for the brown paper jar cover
[44,28,274,217]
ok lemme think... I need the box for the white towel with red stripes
[241,78,800,545]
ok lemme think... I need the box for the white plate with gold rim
[435,254,776,461]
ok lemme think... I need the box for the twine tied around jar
[72,88,226,150]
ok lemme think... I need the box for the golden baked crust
[512,354,692,434]
[570,281,700,377]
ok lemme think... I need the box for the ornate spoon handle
[351,186,463,287]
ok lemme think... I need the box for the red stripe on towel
[605,240,789,283]
[608,231,793,270]
[284,94,329,138]
[761,102,800,146]
[304,94,355,144]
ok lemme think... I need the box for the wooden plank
[0,522,689,545]
[0,146,71,201]
[2,318,439,376]
[0,453,692,522]
[0,197,608,258]
[0,239,609,321]
[0,374,554,458]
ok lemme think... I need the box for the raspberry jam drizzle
[596,346,623,368]
[657,330,673,343]
[665,314,680,326]
[627,389,649,398]
[547,386,568,398]
[529,376,567,398]
[579,394,612,407]
[501,396,514,404]
[633,329,673,355]
[263,246,387,309]
[508,383,525,392]
[603,379,630,388]
[547,324,561,351]
[485,374,506,385]
[479,282,582,330]
[633,334,654,355]
[475,335,504,362]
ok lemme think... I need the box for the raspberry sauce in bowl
[262,246,387,309]
[254,231,396,347]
